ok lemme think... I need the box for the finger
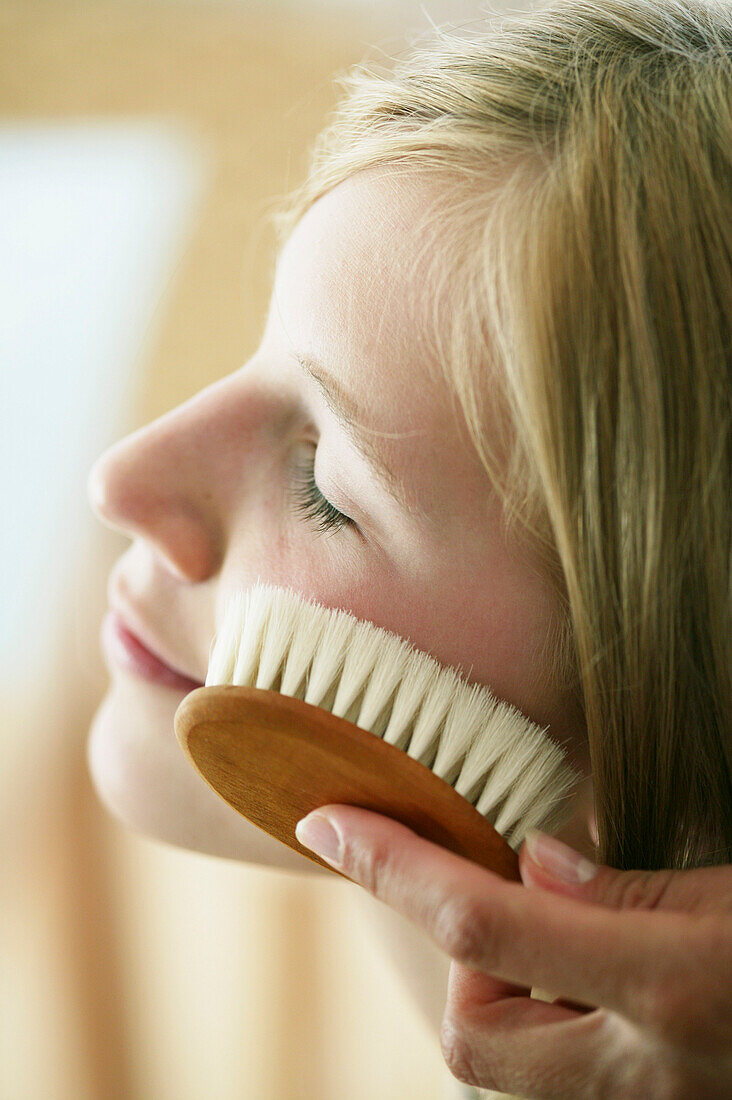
[447,957,531,1007]
[440,974,622,1099]
[449,955,595,1017]
[551,995,596,1013]
[519,829,732,916]
[295,805,704,1026]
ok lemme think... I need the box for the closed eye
[291,448,355,534]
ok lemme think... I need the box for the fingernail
[524,829,597,884]
[295,812,343,865]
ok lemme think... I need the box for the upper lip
[110,600,205,685]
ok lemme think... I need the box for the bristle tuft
[206,588,248,686]
[206,582,580,848]
[303,607,355,711]
[406,663,462,767]
[353,630,410,736]
[330,624,384,722]
[432,684,497,790]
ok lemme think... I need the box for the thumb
[519,829,729,915]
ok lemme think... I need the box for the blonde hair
[274,0,732,870]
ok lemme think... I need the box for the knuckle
[608,870,676,910]
[349,836,394,897]
[435,894,497,967]
[439,1018,482,1087]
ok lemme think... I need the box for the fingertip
[521,829,599,889]
[518,842,549,888]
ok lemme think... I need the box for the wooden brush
[174,583,579,883]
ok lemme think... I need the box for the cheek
[221,495,557,730]
[289,538,559,734]
[219,506,370,633]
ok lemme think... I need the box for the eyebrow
[293,352,415,510]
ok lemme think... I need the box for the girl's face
[88,169,589,869]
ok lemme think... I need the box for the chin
[86,673,327,874]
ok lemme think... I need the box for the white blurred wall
[0,120,207,695]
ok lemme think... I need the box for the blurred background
[1,2,527,1097]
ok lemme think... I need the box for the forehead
[276,170,438,385]
[274,169,492,521]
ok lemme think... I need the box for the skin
[87,168,593,1039]
[296,805,732,1098]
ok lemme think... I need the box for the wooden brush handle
[174,685,520,883]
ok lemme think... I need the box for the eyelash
[292,451,354,534]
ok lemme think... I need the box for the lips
[102,608,204,692]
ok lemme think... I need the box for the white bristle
[331,624,385,723]
[280,601,327,697]
[206,588,247,686]
[303,607,356,710]
[491,730,576,846]
[255,588,300,690]
[207,582,579,849]
[432,683,497,790]
[406,662,463,767]
[234,587,270,687]
[382,655,442,750]
[352,630,410,736]
[462,703,532,812]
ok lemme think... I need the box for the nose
[88,386,228,583]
